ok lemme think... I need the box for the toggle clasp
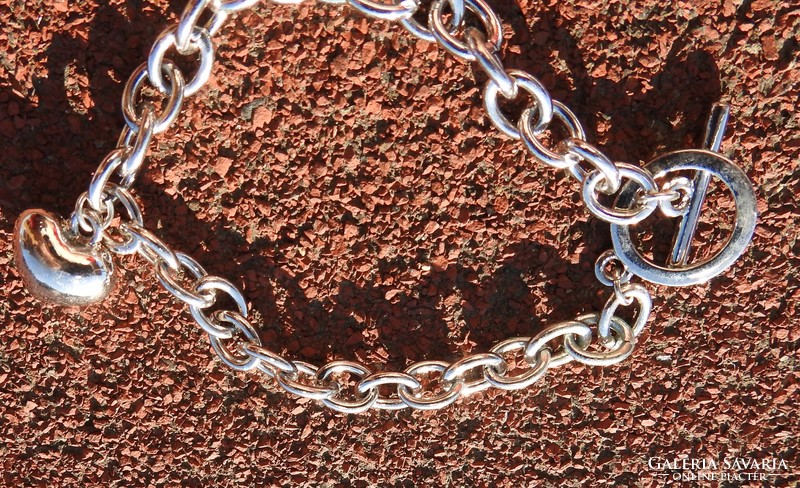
[609,103,757,286]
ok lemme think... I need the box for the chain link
[156,252,216,308]
[645,176,695,218]
[148,26,215,97]
[465,27,516,98]
[582,163,658,225]
[317,361,379,413]
[277,361,338,401]
[122,61,186,134]
[563,314,636,366]
[485,337,549,390]
[400,0,464,42]
[598,282,652,338]
[484,69,553,139]
[519,101,586,169]
[208,310,263,370]
[347,0,420,21]
[357,372,422,410]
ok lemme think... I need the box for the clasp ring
[610,149,757,286]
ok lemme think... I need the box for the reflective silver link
[582,163,658,225]
[524,320,593,368]
[241,343,298,378]
[563,314,636,366]
[189,275,249,339]
[429,0,502,62]
[277,361,338,401]
[346,0,420,21]
[116,104,155,185]
[357,372,422,410]
[644,176,695,218]
[485,338,550,390]
[212,0,261,12]
[317,361,379,413]
[148,26,214,97]
[69,205,108,246]
[176,0,230,52]
[598,282,652,338]
[122,222,181,271]
[519,100,586,168]
[88,148,129,212]
[563,138,621,194]
[401,0,464,42]
[62,0,663,413]
[156,252,215,309]
[208,310,262,370]
[594,249,633,287]
[72,191,114,237]
[122,61,186,134]
[484,69,553,139]
[100,185,145,255]
[397,361,464,410]
[442,352,504,395]
[465,27,516,98]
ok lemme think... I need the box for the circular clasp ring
[610,149,757,287]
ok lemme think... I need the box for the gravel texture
[0,0,798,486]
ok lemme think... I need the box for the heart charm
[13,209,115,306]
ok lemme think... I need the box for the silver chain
[72,0,658,412]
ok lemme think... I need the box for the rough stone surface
[0,0,798,486]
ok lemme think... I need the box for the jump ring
[594,249,632,287]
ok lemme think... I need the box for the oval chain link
[429,0,503,62]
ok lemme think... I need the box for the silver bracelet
[12,0,757,413]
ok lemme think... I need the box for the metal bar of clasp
[669,103,730,266]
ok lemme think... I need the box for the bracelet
[12,0,756,413]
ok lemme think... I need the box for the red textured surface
[1,0,798,486]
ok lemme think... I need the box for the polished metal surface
[611,149,757,286]
[670,103,730,265]
[13,0,759,412]
[13,209,115,306]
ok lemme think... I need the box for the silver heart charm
[13,209,115,306]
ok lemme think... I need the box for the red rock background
[1,0,798,486]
